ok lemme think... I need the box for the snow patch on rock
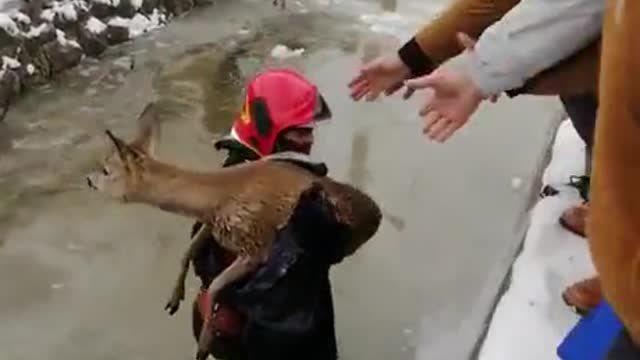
[108,10,164,38]
[56,29,81,48]
[131,0,143,10]
[2,56,20,70]
[270,44,305,59]
[11,12,32,26]
[85,16,107,34]
[25,23,51,38]
[0,13,19,36]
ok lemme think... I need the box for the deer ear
[105,129,132,161]
[131,102,160,156]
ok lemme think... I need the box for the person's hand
[404,33,493,143]
[348,54,413,101]
[405,68,483,142]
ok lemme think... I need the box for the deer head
[86,103,160,201]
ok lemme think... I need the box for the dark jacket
[190,141,349,360]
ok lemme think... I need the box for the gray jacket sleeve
[461,0,604,97]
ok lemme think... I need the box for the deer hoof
[195,348,209,360]
[164,288,184,315]
[196,323,214,360]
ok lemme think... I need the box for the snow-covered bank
[478,119,597,360]
[0,0,208,121]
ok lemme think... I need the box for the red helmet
[228,68,331,156]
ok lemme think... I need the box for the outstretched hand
[405,33,496,143]
[348,54,414,101]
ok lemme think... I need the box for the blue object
[557,299,624,360]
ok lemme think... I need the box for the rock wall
[0,0,208,120]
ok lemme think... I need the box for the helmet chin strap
[273,135,312,155]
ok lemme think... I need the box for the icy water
[0,1,563,360]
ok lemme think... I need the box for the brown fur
[86,103,382,358]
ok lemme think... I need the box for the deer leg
[165,224,212,315]
[195,254,261,360]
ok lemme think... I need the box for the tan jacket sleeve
[590,0,640,346]
[414,0,519,64]
[511,39,600,97]
[398,0,519,77]
[398,0,599,97]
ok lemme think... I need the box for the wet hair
[273,129,312,154]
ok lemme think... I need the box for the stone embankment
[0,0,209,120]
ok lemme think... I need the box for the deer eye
[102,167,109,176]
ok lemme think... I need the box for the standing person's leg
[558,94,597,239]
[558,93,602,314]
[605,330,640,359]
[561,93,597,174]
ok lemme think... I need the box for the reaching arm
[507,39,600,97]
[462,0,604,97]
[399,0,520,77]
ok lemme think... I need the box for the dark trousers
[561,94,640,358]
[560,94,598,174]
[606,330,640,359]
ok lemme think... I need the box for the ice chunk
[270,44,305,59]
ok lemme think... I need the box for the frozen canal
[0,0,563,359]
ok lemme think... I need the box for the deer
[86,102,382,359]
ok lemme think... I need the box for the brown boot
[559,202,590,237]
[562,276,603,315]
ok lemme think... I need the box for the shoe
[559,202,589,238]
[568,175,590,202]
[562,276,603,315]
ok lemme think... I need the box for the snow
[90,0,120,5]
[478,119,597,360]
[85,16,107,34]
[511,177,523,190]
[56,29,81,49]
[108,16,130,28]
[40,9,55,22]
[270,44,305,59]
[11,12,31,25]
[108,11,164,38]
[25,23,50,38]
[0,54,20,79]
[128,13,160,37]
[0,13,19,36]
[131,0,143,10]
[113,56,133,70]
[358,12,417,39]
[57,2,78,21]
[2,55,20,70]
